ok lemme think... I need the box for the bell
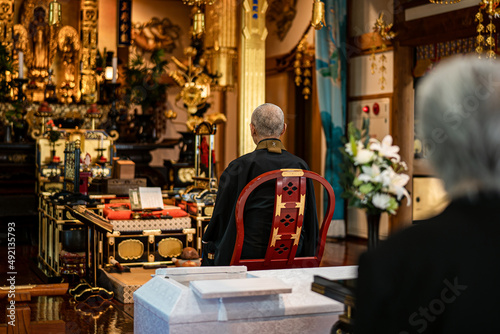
[49,0,62,26]
[192,8,205,37]
[311,0,326,30]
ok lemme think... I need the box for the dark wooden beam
[396,6,478,46]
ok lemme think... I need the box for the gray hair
[417,56,500,197]
[251,103,285,137]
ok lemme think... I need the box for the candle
[100,133,104,149]
[18,51,23,79]
[112,56,117,83]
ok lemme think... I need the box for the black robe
[202,138,319,266]
[355,192,500,333]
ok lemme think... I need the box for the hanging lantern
[311,0,326,30]
[192,7,205,37]
[49,0,62,26]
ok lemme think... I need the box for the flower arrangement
[340,121,410,215]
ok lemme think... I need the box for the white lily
[369,135,401,162]
[358,164,382,183]
[379,169,394,188]
[353,148,375,165]
[372,193,392,211]
[388,172,411,204]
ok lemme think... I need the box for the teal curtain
[315,0,347,224]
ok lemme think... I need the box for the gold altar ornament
[311,0,326,30]
[169,47,221,130]
[370,13,396,90]
[294,33,313,99]
[183,0,216,37]
[48,0,62,26]
[475,1,500,58]
[117,239,144,260]
[157,238,183,258]
[204,0,238,88]
[182,0,215,6]
[429,0,461,3]
[192,7,205,37]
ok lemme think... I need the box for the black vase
[366,212,381,250]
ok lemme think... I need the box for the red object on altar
[52,156,61,163]
[79,171,92,195]
[38,101,52,113]
[86,104,100,114]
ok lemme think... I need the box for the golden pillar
[80,0,99,103]
[238,0,268,155]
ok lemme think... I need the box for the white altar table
[134,265,358,334]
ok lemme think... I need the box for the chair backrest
[230,169,335,270]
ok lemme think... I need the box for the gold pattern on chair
[275,195,287,216]
[295,194,305,216]
[291,226,302,246]
[281,169,304,177]
[270,227,282,247]
[117,239,144,260]
[157,238,183,258]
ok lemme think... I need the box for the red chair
[230,169,335,270]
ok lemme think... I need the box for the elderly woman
[355,57,500,333]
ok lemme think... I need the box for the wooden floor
[0,237,367,333]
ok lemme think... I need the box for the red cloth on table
[103,203,188,220]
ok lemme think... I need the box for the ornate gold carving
[275,195,286,216]
[13,24,29,60]
[21,1,58,77]
[270,227,282,247]
[58,25,80,103]
[294,34,313,99]
[266,0,296,41]
[291,226,301,246]
[370,13,396,89]
[80,0,99,103]
[131,17,181,56]
[0,1,15,52]
[295,194,305,216]
[117,239,144,260]
[281,169,304,177]
[157,238,183,258]
[169,48,223,130]
[239,0,268,155]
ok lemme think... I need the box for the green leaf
[349,134,357,156]
[359,183,374,194]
